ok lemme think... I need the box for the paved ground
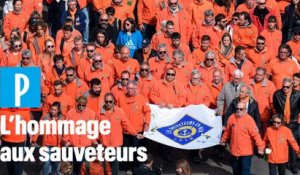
[0,140,299,175]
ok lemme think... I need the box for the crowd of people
[1,0,300,174]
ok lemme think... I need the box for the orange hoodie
[188,0,213,27]
[3,11,30,40]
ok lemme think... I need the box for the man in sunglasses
[273,78,300,174]
[149,43,171,79]
[198,51,222,85]
[135,62,157,100]
[287,27,300,63]
[99,92,143,175]
[78,43,96,78]
[82,53,115,93]
[247,36,273,69]
[18,49,35,67]
[63,66,89,103]
[111,70,131,103]
[221,102,264,175]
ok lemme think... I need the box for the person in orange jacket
[151,20,174,50]
[287,27,300,64]
[55,25,76,57]
[0,108,31,175]
[63,96,99,175]
[246,36,273,69]
[233,11,258,49]
[224,46,255,85]
[148,43,171,79]
[189,35,215,67]
[99,92,143,175]
[250,67,276,137]
[293,73,300,91]
[64,36,87,68]
[63,66,89,104]
[80,160,112,175]
[264,113,300,175]
[22,0,43,15]
[84,78,106,114]
[215,33,235,67]
[31,102,63,175]
[221,102,265,175]
[156,0,192,44]
[81,53,115,93]
[267,44,300,89]
[2,37,24,67]
[185,69,211,106]
[213,0,235,21]
[150,67,187,107]
[111,70,131,102]
[77,43,97,79]
[188,0,213,27]
[3,0,30,40]
[94,29,115,64]
[168,32,191,60]
[166,49,194,85]
[209,68,225,108]
[236,0,256,13]
[43,80,74,117]
[135,62,158,100]
[260,16,282,56]
[112,46,140,80]
[110,0,135,24]
[45,55,67,88]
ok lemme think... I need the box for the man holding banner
[221,102,264,175]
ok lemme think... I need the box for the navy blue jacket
[60,9,86,34]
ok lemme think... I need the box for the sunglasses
[107,13,113,16]
[236,108,244,111]
[169,2,178,5]
[206,59,214,61]
[257,2,266,5]
[273,121,281,124]
[66,74,74,77]
[121,78,129,81]
[159,51,167,54]
[257,42,265,45]
[22,57,30,60]
[140,68,149,72]
[221,20,227,23]
[47,45,54,48]
[283,86,291,89]
[166,73,175,76]
[294,32,300,36]
[94,60,102,63]
[100,19,109,22]
[14,44,22,48]
[78,104,86,107]
[87,50,94,53]
[105,100,113,104]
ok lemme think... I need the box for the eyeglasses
[87,50,94,53]
[66,74,74,77]
[236,108,244,111]
[22,57,30,60]
[14,44,22,48]
[105,100,113,104]
[121,78,129,81]
[283,86,291,89]
[166,73,176,76]
[294,32,300,36]
[159,51,167,54]
[273,121,281,124]
[206,58,214,61]
[100,19,109,22]
[94,60,102,63]
[107,13,113,16]
[46,45,54,48]
[141,68,149,72]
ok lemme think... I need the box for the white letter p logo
[15,74,30,107]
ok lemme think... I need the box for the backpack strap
[33,37,42,55]
[60,38,65,54]
[23,31,28,42]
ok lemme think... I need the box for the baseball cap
[142,38,151,48]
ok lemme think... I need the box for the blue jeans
[231,155,252,175]
[81,7,89,43]
[43,146,60,175]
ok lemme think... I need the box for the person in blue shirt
[116,17,143,58]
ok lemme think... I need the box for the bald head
[121,46,130,61]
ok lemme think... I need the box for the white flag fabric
[144,104,222,150]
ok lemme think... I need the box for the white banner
[144,104,222,150]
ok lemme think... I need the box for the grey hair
[282,77,293,84]
[172,49,185,58]
[161,20,167,28]
[204,9,214,17]
[157,43,167,50]
[191,69,200,76]
[205,51,216,59]
[233,69,244,78]
[22,49,32,58]
[68,0,76,3]
[127,80,138,87]
[239,84,254,99]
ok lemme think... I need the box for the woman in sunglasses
[264,113,300,175]
[37,39,55,74]
[2,36,24,66]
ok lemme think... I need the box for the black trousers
[269,163,286,175]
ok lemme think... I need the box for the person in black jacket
[283,0,300,43]
[224,84,261,129]
[273,77,300,174]
[133,38,157,64]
